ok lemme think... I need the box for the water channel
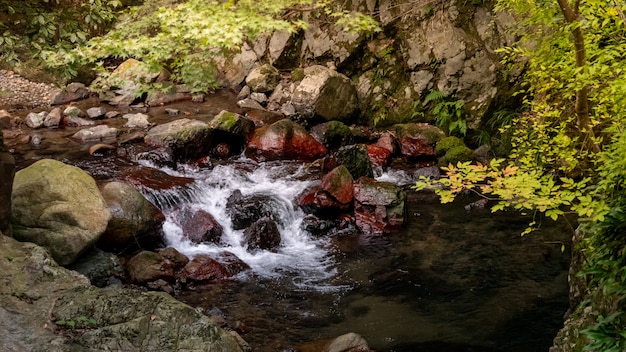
[6,93,572,352]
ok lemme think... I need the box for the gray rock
[86,106,107,119]
[25,111,46,129]
[354,177,406,234]
[209,110,255,137]
[72,125,118,142]
[291,65,358,122]
[245,63,281,93]
[123,112,151,128]
[250,92,267,105]
[63,105,84,118]
[11,159,111,265]
[237,98,265,110]
[43,107,62,127]
[145,118,214,162]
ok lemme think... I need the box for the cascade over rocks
[11,159,111,266]
[226,190,283,230]
[245,118,327,161]
[243,216,281,251]
[353,177,406,234]
[98,181,166,253]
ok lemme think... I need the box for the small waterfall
[139,158,341,290]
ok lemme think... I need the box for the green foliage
[44,0,380,93]
[423,89,467,136]
[0,0,121,70]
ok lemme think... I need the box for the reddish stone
[366,144,392,168]
[321,165,353,205]
[246,119,327,161]
[122,165,194,191]
[353,177,406,234]
[375,131,398,154]
[176,208,223,244]
[213,251,250,276]
[182,254,231,283]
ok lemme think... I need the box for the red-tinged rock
[366,144,392,168]
[353,177,406,234]
[321,165,354,205]
[394,123,444,157]
[246,119,327,161]
[182,254,231,283]
[212,251,250,276]
[121,165,194,191]
[375,131,398,154]
[175,207,223,244]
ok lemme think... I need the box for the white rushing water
[140,158,340,290]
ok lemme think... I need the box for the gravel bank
[0,70,60,110]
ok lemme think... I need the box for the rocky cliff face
[219,0,516,129]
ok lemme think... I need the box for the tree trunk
[556,0,601,153]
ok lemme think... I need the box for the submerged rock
[11,159,111,266]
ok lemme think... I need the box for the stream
[5,94,572,352]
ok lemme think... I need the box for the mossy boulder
[434,136,465,156]
[439,145,474,167]
[11,159,111,266]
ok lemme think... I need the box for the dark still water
[174,187,571,352]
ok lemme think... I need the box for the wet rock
[63,105,85,118]
[123,112,151,128]
[159,247,190,270]
[86,106,107,119]
[11,159,111,265]
[165,107,180,116]
[291,65,358,122]
[245,118,327,161]
[72,124,118,142]
[126,250,174,284]
[297,332,371,352]
[245,63,281,93]
[395,123,445,158]
[321,165,354,206]
[182,254,232,283]
[324,144,374,179]
[212,251,250,276]
[25,111,46,129]
[237,98,265,110]
[63,115,95,127]
[43,107,62,127]
[226,190,282,230]
[121,165,194,191]
[88,143,116,156]
[51,82,90,105]
[67,247,123,287]
[0,133,15,236]
[145,118,214,162]
[136,146,177,169]
[50,285,245,351]
[210,110,255,137]
[98,181,165,253]
[353,177,406,234]
[176,207,224,244]
[243,216,281,251]
[375,131,398,154]
[366,144,392,168]
[99,58,162,106]
[310,120,354,150]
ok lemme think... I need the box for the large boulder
[0,131,15,236]
[245,119,327,161]
[50,285,245,351]
[144,118,214,162]
[208,110,255,158]
[226,190,283,230]
[291,65,358,122]
[98,58,162,106]
[98,181,165,253]
[11,159,111,266]
[353,177,406,234]
[181,254,232,284]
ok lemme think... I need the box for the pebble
[0,70,59,109]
